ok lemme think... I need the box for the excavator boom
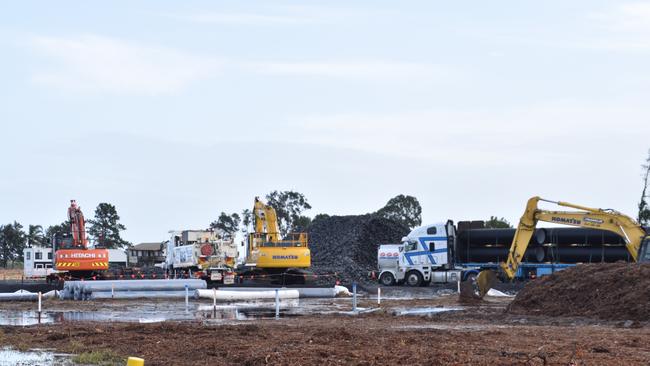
[253,197,280,242]
[500,196,649,280]
[68,199,88,248]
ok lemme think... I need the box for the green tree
[87,203,130,249]
[45,220,71,240]
[376,194,422,228]
[265,191,312,237]
[27,224,45,247]
[291,215,312,232]
[240,209,253,236]
[485,216,512,228]
[210,212,241,238]
[0,222,26,267]
[638,149,650,226]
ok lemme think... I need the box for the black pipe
[545,245,630,263]
[456,228,517,247]
[456,246,545,263]
[535,228,625,246]
[455,227,633,264]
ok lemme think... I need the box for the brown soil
[508,263,650,321]
[1,285,648,365]
[458,280,484,304]
[2,313,649,365]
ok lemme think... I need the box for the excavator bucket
[476,270,497,298]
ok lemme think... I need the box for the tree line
[209,191,518,237]
[210,191,426,238]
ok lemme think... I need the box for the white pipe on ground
[195,289,299,301]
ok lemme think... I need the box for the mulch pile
[307,214,410,285]
[507,262,650,321]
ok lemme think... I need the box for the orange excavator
[53,200,109,279]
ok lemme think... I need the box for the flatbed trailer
[458,262,576,281]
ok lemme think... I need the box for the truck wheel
[379,272,396,286]
[405,271,423,287]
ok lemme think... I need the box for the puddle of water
[0,311,57,326]
[393,307,463,316]
[0,347,72,366]
[0,298,351,325]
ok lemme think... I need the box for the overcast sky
[1,1,649,243]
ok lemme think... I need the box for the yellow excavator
[476,196,650,296]
[243,197,311,284]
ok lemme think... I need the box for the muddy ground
[508,263,650,321]
[1,294,649,365]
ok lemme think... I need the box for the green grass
[72,350,124,365]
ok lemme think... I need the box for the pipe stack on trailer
[456,224,631,264]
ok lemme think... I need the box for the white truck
[378,221,462,286]
[165,230,238,284]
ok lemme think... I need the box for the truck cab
[378,220,461,286]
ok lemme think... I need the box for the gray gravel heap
[307,214,410,285]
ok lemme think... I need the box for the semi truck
[165,230,238,284]
[378,220,579,287]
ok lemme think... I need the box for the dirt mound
[508,262,650,321]
[307,214,410,285]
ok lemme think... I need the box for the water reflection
[0,347,72,366]
[0,299,305,325]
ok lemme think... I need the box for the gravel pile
[507,262,650,321]
[307,214,410,285]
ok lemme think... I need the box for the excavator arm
[500,196,649,280]
[253,197,280,242]
[67,199,88,249]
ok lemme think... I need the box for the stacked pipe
[456,228,545,263]
[456,227,632,264]
[59,279,207,300]
[535,228,630,263]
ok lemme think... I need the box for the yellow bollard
[126,357,144,366]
